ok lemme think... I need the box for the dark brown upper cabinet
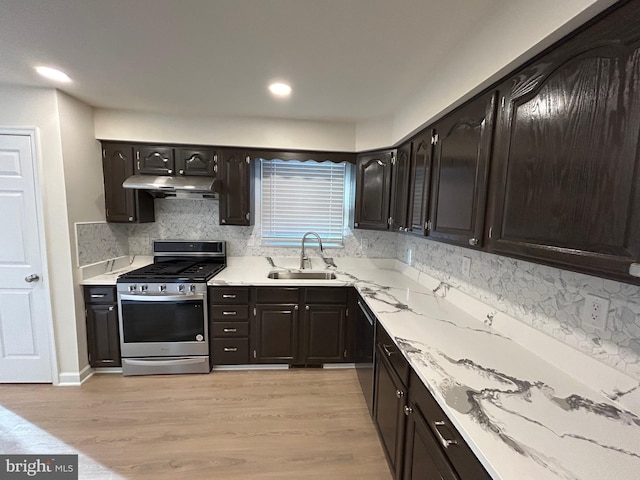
[175,148,217,176]
[407,131,434,235]
[102,143,154,223]
[219,149,253,225]
[354,150,394,230]
[487,0,640,282]
[390,142,412,232]
[135,146,175,175]
[428,91,497,248]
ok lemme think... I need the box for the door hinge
[431,133,439,145]
[488,227,493,239]
[253,349,257,359]
[253,307,257,316]
[245,212,250,221]
[501,96,506,109]
[246,155,250,164]
[345,308,349,317]
[344,349,348,359]
[387,217,393,226]
[425,220,432,231]
[136,151,140,160]
[391,155,396,166]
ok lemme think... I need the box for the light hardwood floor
[0,369,392,480]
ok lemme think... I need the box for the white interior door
[0,131,53,382]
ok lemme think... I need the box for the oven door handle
[119,293,205,302]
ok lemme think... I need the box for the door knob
[25,274,40,283]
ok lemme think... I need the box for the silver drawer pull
[433,421,458,449]
[382,344,396,357]
[223,328,237,333]
[91,293,107,298]
[222,294,237,299]
[222,311,237,315]
[223,347,238,352]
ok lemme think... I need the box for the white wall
[356,0,617,149]
[94,109,356,152]
[0,85,79,381]
[57,91,103,370]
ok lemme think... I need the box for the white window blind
[260,159,348,246]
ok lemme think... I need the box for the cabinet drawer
[84,286,116,304]
[211,338,249,365]
[376,323,410,386]
[304,287,349,304]
[209,287,249,304]
[256,287,299,304]
[211,322,249,337]
[210,305,249,321]
[409,370,491,480]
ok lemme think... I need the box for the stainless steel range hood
[122,174,218,199]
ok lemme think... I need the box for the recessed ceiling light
[269,82,292,97]
[35,66,72,83]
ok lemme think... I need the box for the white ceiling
[0,0,501,122]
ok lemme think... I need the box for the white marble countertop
[82,255,640,479]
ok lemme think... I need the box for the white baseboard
[57,364,93,386]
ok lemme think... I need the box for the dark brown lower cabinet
[374,343,408,479]
[83,286,121,367]
[251,287,354,365]
[209,287,251,366]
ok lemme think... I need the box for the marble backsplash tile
[396,235,640,381]
[75,222,129,266]
[126,199,397,258]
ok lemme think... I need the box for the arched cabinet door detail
[355,150,394,230]
[488,0,640,281]
[429,90,497,247]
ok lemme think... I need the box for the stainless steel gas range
[116,240,226,376]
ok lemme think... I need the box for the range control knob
[178,284,185,292]
[159,284,167,292]
[189,284,197,292]
[141,284,148,292]
[128,284,137,292]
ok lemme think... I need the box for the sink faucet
[300,232,324,269]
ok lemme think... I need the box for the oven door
[118,293,209,358]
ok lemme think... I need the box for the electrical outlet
[461,256,471,277]
[582,293,610,330]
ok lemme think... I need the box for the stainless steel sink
[267,270,336,280]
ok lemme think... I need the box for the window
[258,159,352,246]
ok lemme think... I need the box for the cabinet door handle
[91,293,106,298]
[223,328,237,333]
[305,305,310,311]
[382,344,396,357]
[108,306,114,311]
[468,237,479,246]
[223,347,238,352]
[396,389,405,398]
[222,311,237,316]
[222,294,236,299]
[433,421,458,449]
[404,405,413,416]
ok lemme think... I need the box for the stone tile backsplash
[396,235,640,381]
[75,222,129,266]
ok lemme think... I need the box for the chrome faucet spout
[300,231,324,269]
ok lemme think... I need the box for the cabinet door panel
[86,304,121,367]
[304,304,346,363]
[489,1,640,281]
[136,146,175,175]
[430,91,496,247]
[176,148,217,176]
[102,144,136,222]
[253,305,298,363]
[374,347,407,479]
[408,132,433,235]
[355,151,393,230]
[219,149,252,225]
[391,142,412,231]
